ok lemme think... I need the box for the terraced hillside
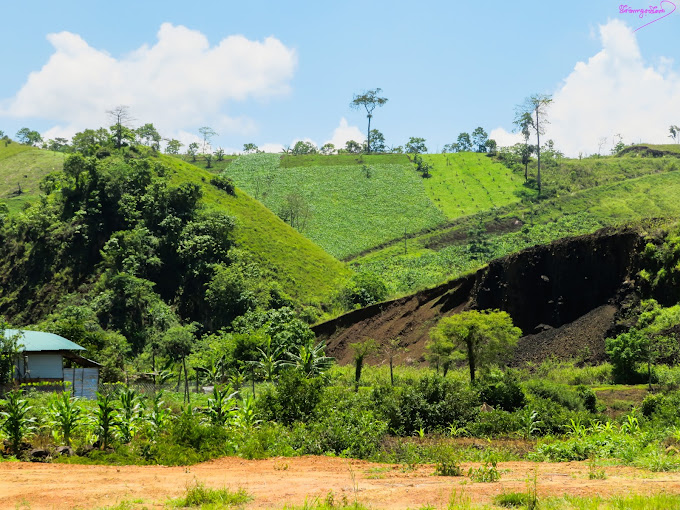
[353,170,680,296]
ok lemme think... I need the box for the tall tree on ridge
[517,94,552,194]
[350,88,388,154]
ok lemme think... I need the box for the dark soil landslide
[315,229,642,365]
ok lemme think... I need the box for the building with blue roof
[3,329,100,398]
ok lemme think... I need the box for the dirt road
[2,456,680,509]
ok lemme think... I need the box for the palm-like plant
[206,385,237,426]
[234,395,261,430]
[147,390,171,436]
[284,340,334,378]
[194,355,228,386]
[116,386,143,443]
[47,391,82,446]
[248,338,285,382]
[0,389,36,455]
[93,392,118,450]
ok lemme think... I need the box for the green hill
[160,155,350,304]
[0,142,65,213]
[352,169,680,296]
[421,153,528,218]
[222,153,447,259]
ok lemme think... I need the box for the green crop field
[421,153,529,218]
[280,153,410,168]
[0,143,65,213]
[222,153,447,259]
[161,155,351,304]
[354,169,680,295]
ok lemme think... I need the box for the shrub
[256,369,326,425]
[576,385,598,413]
[292,406,388,459]
[168,408,234,457]
[338,271,388,308]
[210,175,236,195]
[525,380,584,411]
[477,370,526,411]
[372,374,480,435]
[468,409,520,437]
[605,329,650,384]
[468,458,501,482]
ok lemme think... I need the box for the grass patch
[539,492,680,509]
[280,153,410,168]
[0,143,65,213]
[494,491,536,508]
[169,482,251,508]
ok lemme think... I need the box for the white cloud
[0,24,297,141]
[259,143,284,153]
[488,127,523,148]
[324,117,365,149]
[547,19,680,156]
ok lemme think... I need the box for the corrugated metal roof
[3,329,85,352]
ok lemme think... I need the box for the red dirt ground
[2,456,680,509]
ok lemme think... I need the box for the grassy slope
[421,153,528,218]
[160,155,351,304]
[353,169,680,296]
[222,154,447,259]
[0,143,65,213]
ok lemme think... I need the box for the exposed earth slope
[314,228,642,365]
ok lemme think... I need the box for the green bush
[641,393,664,417]
[468,409,520,437]
[256,369,327,425]
[168,409,234,456]
[605,329,650,384]
[338,271,388,308]
[576,385,598,413]
[477,370,526,411]
[371,374,480,435]
[292,406,388,459]
[210,175,236,195]
[525,380,584,411]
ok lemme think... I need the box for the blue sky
[0,0,678,155]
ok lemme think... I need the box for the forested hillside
[0,141,352,379]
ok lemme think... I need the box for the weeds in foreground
[587,458,607,480]
[282,492,369,509]
[168,482,251,507]
[467,459,500,482]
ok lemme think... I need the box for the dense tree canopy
[428,310,521,382]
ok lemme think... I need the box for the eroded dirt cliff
[314,228,643,366]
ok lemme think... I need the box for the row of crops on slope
[421,153,529,218]
[222,154,447,259]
